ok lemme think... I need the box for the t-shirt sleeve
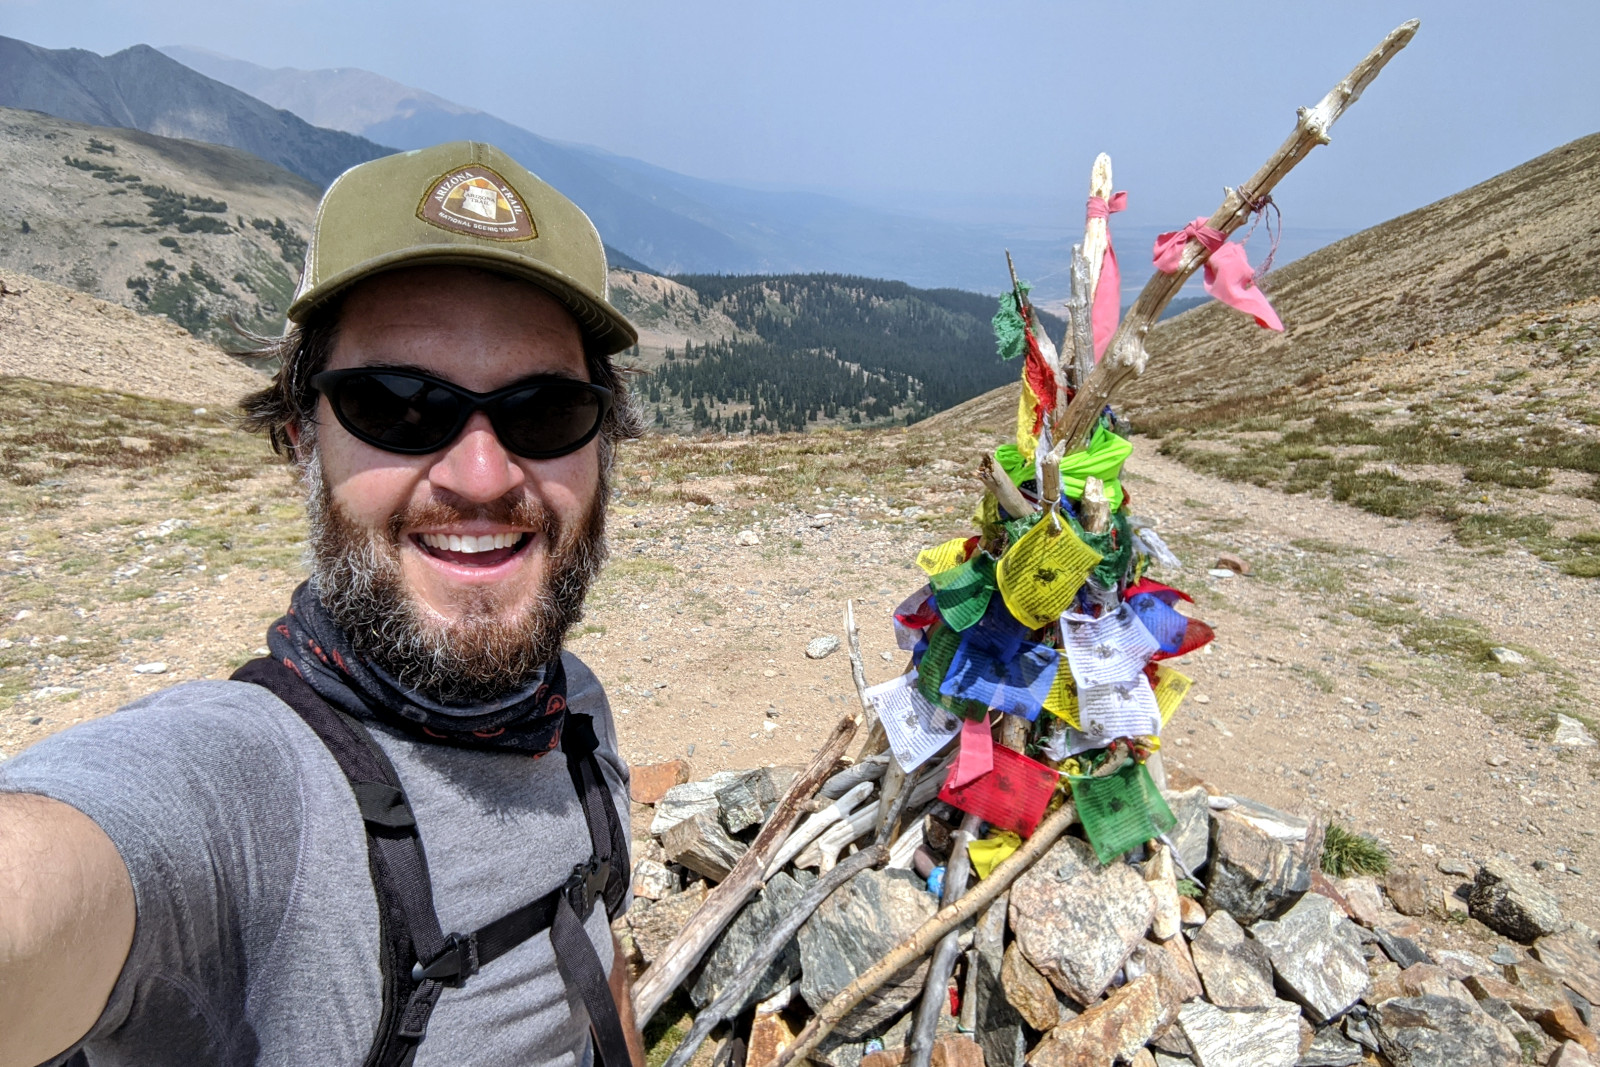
[0,680,346,1059]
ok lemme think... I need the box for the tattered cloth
[1152,219,1284,331]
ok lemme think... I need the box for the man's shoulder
[560,650,605,710]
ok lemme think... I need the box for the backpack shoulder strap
[560,710,631,922]
[233,657,452,1067]
[232,657,633,1067]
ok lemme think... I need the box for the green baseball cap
[287,141,638,355]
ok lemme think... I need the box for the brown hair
[239,297,643,469]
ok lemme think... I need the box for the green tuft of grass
[1176,878,1202,899]
[1321,823,1391,878]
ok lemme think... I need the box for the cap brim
[285,244,639,356]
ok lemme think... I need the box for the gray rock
[812,1009,908,1067]
[799,868,938,1038]
[807,635,841,660]
[1342,1012,1379,1052]
[662,809,748,882]
[1474,997,1549,1062]
[1163,786,1212,876]
[1152,1055,1195,1067]
[1008,835,1157,1005]
[1203,801,1324,925]
[1469,857,1565,943]
[1432,949,1493,980]
[1553,713,1595,747]
[650,769,752,836]
[1490,944,1520,966]
[690,871,808,1010]
[1190,911,1277,1010]
[715,768,780,833]
[628,881,708,964]
[1252,892,1370,1023]
[1375,927,1433,970]
[1176,1000,1302,1067]
[1369,994,1522,1066]
[1296,1026,1365,1066]
[1488,646,1526,665]
[971,947,1027,1067]
[631,858,679,901]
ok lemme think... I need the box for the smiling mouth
[414,531,533,567]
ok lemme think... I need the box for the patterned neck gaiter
[265,581,568,756]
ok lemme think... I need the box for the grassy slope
[936,131,1600,574]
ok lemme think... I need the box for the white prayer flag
[864,673,963,773]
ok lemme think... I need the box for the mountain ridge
[0,37,393,187]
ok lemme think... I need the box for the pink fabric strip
[948,714,994,790]
[1086,191,1128,361]
[1151,218,1284,331]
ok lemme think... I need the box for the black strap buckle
[411,931,479,987]
[565,856,610,919]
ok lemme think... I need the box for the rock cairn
[623,763,1600,1067]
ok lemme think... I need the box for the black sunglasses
[310,368,613,460]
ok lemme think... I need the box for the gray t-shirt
[0,651,631,1067]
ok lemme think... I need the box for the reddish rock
[1002,941,1062,1031]
[1533,931,1600,1005]
[747,1012,796,1067]
[1309,870,1352,916]
[1386,869,1428,917]
[1550,1041,1596,1067]
[930,1034,985,1067]
[1179,896,1206,927]
[1464,971,1599,1054]
[630,759,692,804]
[1148,934,1204,1003]
[1026,973,1181,1067]
[1214,552,1251,575]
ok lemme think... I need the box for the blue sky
[3,0,1597,237]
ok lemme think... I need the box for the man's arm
[611,933,646,1067]
[0,793,135,1067]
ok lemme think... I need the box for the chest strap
[232,657,631,1067]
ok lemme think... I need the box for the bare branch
[1053,19,1419,451]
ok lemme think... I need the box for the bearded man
[0,143,648,1067]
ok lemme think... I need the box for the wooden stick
[844,600,875,731]
[1051,19,1419,452]
[766,781,874,877]
[761,800,1080,1067]
[634,710,861,1024]
[660,845,888,1067]
[816,753,888,801]
[978,454,1032,518]
[1062,245,1095,400]
[905,812,982,1067]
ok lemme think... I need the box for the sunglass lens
[335,374,461,452]
[494,382,604,457]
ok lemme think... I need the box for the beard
[300,453,609,705]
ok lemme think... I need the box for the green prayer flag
[1067,761,1177,865]
[929,551,997,632]
[917,623,981,716]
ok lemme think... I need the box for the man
[0,142,648,1067]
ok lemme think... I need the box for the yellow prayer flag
[916,537,971,577]
[995,517,1103,629]
[1152,663,1193,726]
[967,830,1023,880]
[1043,663,1080,727]
[1015,386,1041,457]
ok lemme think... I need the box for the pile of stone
[620,760,1600,1067]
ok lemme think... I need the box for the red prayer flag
[939,743,1059,836]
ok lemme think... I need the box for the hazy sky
[4,0,1597,238]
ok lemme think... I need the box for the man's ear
[285,422,301,448]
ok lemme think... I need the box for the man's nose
[427,412,524,502]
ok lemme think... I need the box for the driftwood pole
[633,710,861,1024]
[761,800,1080,1067]
[1052,19,1419,452]
[905,811,983,1067]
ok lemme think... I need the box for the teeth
[420,532,524,554]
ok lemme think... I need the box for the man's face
[301,265,606,700]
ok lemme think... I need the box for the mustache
[384,494,555,543]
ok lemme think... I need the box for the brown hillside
[940,131,1600,434]
[0,271,263,408]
